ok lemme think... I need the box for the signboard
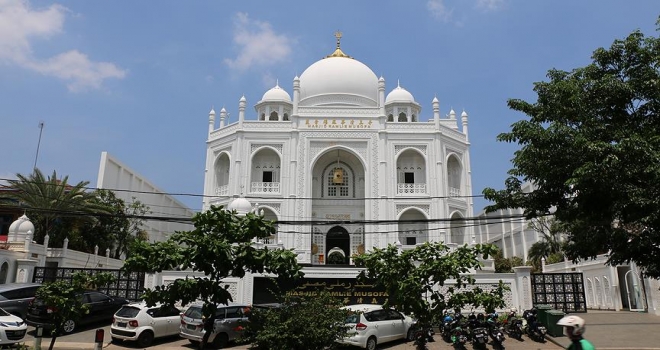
[252,276,388,305]
[303,118,374,129]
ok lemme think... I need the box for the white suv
[338,304,415,350]
[110,302,182,347]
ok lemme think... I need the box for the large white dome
[298,56,379,107]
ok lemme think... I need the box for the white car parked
[110,302,182,347]
[0,307,27,346]
[338,304,415,350]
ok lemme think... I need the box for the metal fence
[33,267,145,301]
[531,272,587,313]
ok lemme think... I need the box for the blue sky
[1,0,658,213]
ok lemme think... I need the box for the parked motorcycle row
[433,307,547,349]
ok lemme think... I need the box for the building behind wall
[203,34,475,270]
[474,182,542,262]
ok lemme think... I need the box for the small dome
[8,214,34,239]
[227,197,253,216]
[261,84,291,102]
[386,83,415,103]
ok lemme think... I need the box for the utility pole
[33,121,44,172]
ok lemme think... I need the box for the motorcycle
[440,312,454,342]
[450,322,468,348]
[504,310,524,340]
[467,313,489,348]
[523,309,547,342]
[486,313,506,348]
[449,313,468,348]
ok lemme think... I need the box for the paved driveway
[26,323,561,350]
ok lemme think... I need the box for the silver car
[179,302,250,348]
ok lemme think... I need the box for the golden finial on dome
[334,30,342,49]
[325,30,352,59]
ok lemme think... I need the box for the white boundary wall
[146,266,534,312]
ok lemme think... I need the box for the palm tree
[526,216,565,271]
[6,169,107,245]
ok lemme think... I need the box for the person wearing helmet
[557,315,595,350]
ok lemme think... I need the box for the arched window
[398,112,407,122]
[260,113,266,121]
[447,155,462,197]
[283,113,289,121]
[269,111,278,121]
[411,114,417,122]
[450,213,466,245]
[387,114,394,122]
[326,166,350,197]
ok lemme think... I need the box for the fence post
[33,326,43,350]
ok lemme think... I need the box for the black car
[26,290,129,333]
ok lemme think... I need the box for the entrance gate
[531,273,587,313]
[33,267,145,301]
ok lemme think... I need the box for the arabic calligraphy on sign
[303,118,374,129]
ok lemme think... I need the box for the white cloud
[427,0,453,22]
[476,0,504,11]
[0,0,126,91]
[224,12,293,71]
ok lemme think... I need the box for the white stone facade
[203,40,475,267]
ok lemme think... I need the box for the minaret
[461,110,469,141]
[432,96,440,129]
[208,108,215,136]
[293,75,300,115]
[378,76,385,115]
[219,107,227,128]
[238,95,246,127]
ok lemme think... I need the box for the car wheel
[407,328,416,341]
[212,333,229,349]
[62,319,76,334]
[136,330,154,347]
[366,336,377,350]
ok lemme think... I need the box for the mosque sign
[252,276,388,305]
[303,118,374,129]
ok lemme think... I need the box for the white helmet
[557,315,586,335]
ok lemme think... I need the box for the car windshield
[184,306,203,319]
[0,308,10,317]
[115,306,141,318]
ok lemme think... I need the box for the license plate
[187,324,196,330]
[117,322,127,327]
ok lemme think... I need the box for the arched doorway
[326,226,349,265]
[0,262,8,284]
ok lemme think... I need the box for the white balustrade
[215,184,229,196]
[449,187,461,197]
[397,183,427,194]
[251,182,280,193]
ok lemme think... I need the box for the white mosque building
[202,34,475,269]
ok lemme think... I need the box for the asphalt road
[24,322,562,350]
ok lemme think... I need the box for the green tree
[81,189,150,259]
[242,290,350,350]
[5,169,107,245]
[36,272,116,350]
[354,242,507,349]
[525,216,567,271]
[484,19,660,277]
[493,250,525,273]
[122,205,303,327]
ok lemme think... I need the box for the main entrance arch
[310,147,366,266]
